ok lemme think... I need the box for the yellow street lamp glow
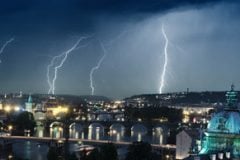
[4,105,11,112]
[183,110,190,115]
[8,125,13,130]
[51,106,69,116]
[114,101,121,104]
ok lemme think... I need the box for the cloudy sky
[0,0,240,98]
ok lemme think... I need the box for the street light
[14,106,20,112]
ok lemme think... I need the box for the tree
[13,111,36,135]
[125,106,183,123]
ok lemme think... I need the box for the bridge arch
[49,121,64,128]
[152,126,165,144]
[110,123,125,131]
[69,123,83,131]
[49,121,64,138]
[109,123,125,141]
[69,123,84,139]
[131,124,147,133]
[131,124,148,142]
[88,123,104,140]
[153,126,164,133]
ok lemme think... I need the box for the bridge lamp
[112,130,117,134]
[8,125,13,135]
[58,140,63,143]
[8,155,13,159]
[166,155,170,159]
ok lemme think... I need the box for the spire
[28,95,32,103]
[231,84,235,91]
[225,84,238,110]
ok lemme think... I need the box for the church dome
[207,111,240,134]
[199,85,240,157]
[207,84,240,134]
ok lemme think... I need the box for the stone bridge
[34,120,176,144]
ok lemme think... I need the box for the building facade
[198,85,240,159]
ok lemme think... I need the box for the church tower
[25,95,33,113]
[199,85,240,159]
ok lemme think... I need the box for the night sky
[0,0,240,99]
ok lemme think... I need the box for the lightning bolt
[89,42,106,95]
[159,24,168,94]
[0,38,14,63]
[47,36,91,95]
[47,54,62,94]
[89,30,128,95]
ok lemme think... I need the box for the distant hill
[124,91,240,105]
[30,94,111,104]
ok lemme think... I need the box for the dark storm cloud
[72,0,230,14]
[1,0,237,16]
[1,0,240,98]
[1,0,236,34]
[0,0,33,14]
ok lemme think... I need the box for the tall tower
[25,95,33,113]
[225,84,238,110]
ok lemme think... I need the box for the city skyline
[0,0,240,98]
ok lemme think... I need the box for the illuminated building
[34,104,46,121]
[170,105,213,124]
[200,86,239,155]
[176,129,200,159]
[192,85,240,159]
[44,96,69,119]
[46,105,68,117]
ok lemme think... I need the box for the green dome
[207,111,240,134]
[207,85,240,134]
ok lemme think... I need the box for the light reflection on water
[10,123,165,159]
[13,141,48,160]
[11,141,129,160]
[12,142,83,160]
